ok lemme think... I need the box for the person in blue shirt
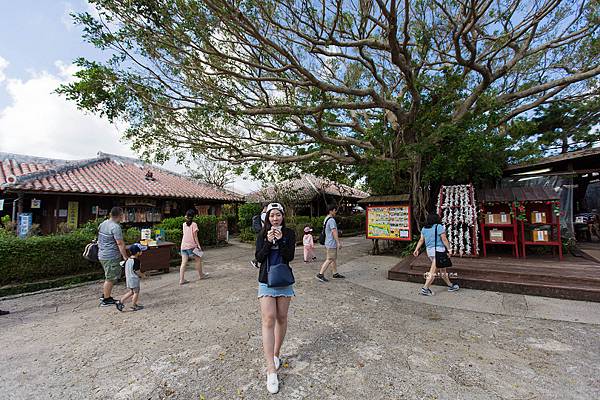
[413,213,460,296]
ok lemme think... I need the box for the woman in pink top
[179,209,208,285]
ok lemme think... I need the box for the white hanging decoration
[436,184,480,256]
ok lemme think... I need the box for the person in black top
[255,202,296,394]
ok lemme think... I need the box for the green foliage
[508,98,600,162]
[239,227,256,243]
[123,227,141,244]
[155,215,219,246]
[238,203,262,229]
[0,231,99,285]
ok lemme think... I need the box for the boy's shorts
[100,259,122,281]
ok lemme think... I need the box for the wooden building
[0,152,243,234]
[246,174,369,216]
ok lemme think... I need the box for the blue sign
[18,213,32,239]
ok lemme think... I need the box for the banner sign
[67,201,79,229]
[366,205,411,241]
[18,213,33,238]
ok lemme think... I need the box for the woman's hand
[413,249,419,257]
[274,229,283,240]
[267,230,276,242]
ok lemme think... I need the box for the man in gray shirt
[98,207,128,306]
[316,204,344,282]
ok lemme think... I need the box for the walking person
[413,213,460,296]
[250,204,268,268]
[98,207,129,306]
[116,243,147,312]
[316,204,344,282]
[302,226,316,262]
[255,202,296,394]
[179,209,208,285]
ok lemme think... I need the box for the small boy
[303,226,317,263]
[116,243,147,312]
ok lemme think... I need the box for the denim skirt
[257,282,295,298]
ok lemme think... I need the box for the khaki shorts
[100,259,122,281]
[326,247,338,261]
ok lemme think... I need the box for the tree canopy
[59,0,600,218]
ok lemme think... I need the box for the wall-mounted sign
[18,213,32,238]
[141,228,152,240]
[366,205,412,241]
[67,201,79,229]
[0,199,4,211]
[58,209,68,217]
[31,198,41,209]
[91,206,99,214]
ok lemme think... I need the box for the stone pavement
[0,236,599,399]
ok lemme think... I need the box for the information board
[366,205,411,241]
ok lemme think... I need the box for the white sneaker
[274,356,281,370]
[266,373,279,394]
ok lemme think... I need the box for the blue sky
[0,1,258,193]
[0,1,102,107]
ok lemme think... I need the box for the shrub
[239,227,256,243]
[0,231,99,285]
[238,203,262,229]
[123,227,141,244]
[155,215,218,247]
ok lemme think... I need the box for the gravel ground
[1,236,599,400]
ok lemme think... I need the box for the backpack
[318,217,332,245]
[251,214,263,233]
[83,239,99,262]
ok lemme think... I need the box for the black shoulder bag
[318,217,332,245]
[434,225,452,268]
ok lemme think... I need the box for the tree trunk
[409,155,427,231]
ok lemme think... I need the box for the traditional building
[0,152,243,234]
[247,174,369,216]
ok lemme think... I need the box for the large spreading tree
[60,0,600,220]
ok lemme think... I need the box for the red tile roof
[0,152,242,202]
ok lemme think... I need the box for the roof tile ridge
[10,156,110,186]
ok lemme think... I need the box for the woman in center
[255,202,296,394]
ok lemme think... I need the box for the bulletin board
[366,205,411,241]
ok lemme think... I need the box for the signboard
[18,213,33,238]
[141,228,152,240]
[366,205,411,241]
[31,198,41,209]
[0,199,4,211]
[67,201,79,229]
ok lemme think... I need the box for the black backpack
[82,239,99,262]
[251,214,263,233]
[318,217,332,245]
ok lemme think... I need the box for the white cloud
[0,59,136,161]
[0,55,8,83]
[0,58,261,194]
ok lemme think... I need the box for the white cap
[266,202,285,214]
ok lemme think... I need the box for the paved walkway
[1,236,599,399]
